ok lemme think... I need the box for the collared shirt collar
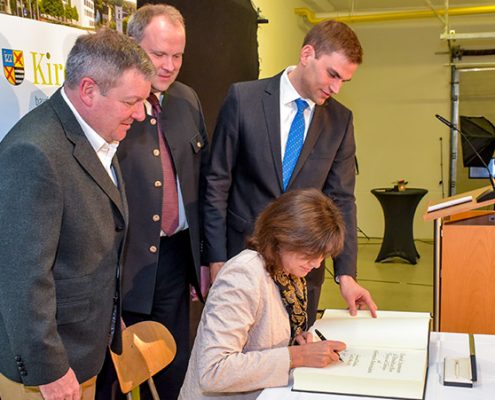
[145,91,163,116]
[280,66,315,112]
[60,87,119,184]
[61,87,119,153]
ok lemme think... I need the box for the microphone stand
[435,114,495,203]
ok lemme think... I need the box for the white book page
[313,310,431,350]
[327,346,426,381]
[293,347,428,399]
[321,309,431,320]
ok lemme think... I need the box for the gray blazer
[203,73,357,285]
[0,89,127,386]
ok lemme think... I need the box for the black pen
[314,329,343,362]
[469,333,477,382]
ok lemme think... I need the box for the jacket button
[154,180,162,188]
[153,149,160,157]
[150,118,157,126]
[152,214,160,222]
[15,356,21,362]
[20,370,27,376]
[149,246,158,254]
[197,141,202,148]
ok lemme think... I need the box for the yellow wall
[253,1,495,239]
[255,0,309,77]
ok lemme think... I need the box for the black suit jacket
[0,89,127,385]
[117,81,208,314]
[204,74,357,285]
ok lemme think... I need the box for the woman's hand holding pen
[315,328,343,362]
[289,334,346,368]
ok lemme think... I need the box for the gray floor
[319,237,434,314]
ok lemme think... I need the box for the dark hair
[127,4,185,42]
[303,20,363,64]
[64,28,155,94]
[247,189,345,275]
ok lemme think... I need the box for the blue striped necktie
[282,98,308,190]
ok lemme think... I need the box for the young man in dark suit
[204,20,377,327]
[111,4,208,399]
[0,29,153,400]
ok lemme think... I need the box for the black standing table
[371,188,428,264]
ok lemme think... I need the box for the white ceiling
[301,0,495,14]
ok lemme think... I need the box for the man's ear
[79,77,98,107]
[300,44,316,66]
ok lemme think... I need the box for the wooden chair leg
[127,387,140,400]
[148,377,160,400]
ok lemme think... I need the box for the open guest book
[292,309,431,399]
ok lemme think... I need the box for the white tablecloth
[257,332,495,399]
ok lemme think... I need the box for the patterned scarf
[272,270,308,344]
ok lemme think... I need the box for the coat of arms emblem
[2,49,25,86]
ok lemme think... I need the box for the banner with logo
[0,14,87,141]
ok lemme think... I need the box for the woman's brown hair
[247,189,345,275]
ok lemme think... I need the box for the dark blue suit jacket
[203,73,357,286]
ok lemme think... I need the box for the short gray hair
[127,4,185,42]
[65,28,155,94]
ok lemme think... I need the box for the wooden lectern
[424,186,495,334]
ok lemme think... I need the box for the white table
[257,332,495,400]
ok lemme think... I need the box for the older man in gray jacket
[0,29,153,400]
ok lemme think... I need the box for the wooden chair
[110,321,177,399]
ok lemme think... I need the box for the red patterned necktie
[147,93,179,236]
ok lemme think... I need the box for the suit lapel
[111,154,127,355]
[49,89,126,218]
[159,92,176,154]
[158,91,186,189]
[262,75,284,191]
[112,156,129,224]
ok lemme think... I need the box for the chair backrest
[110,321,177,394]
